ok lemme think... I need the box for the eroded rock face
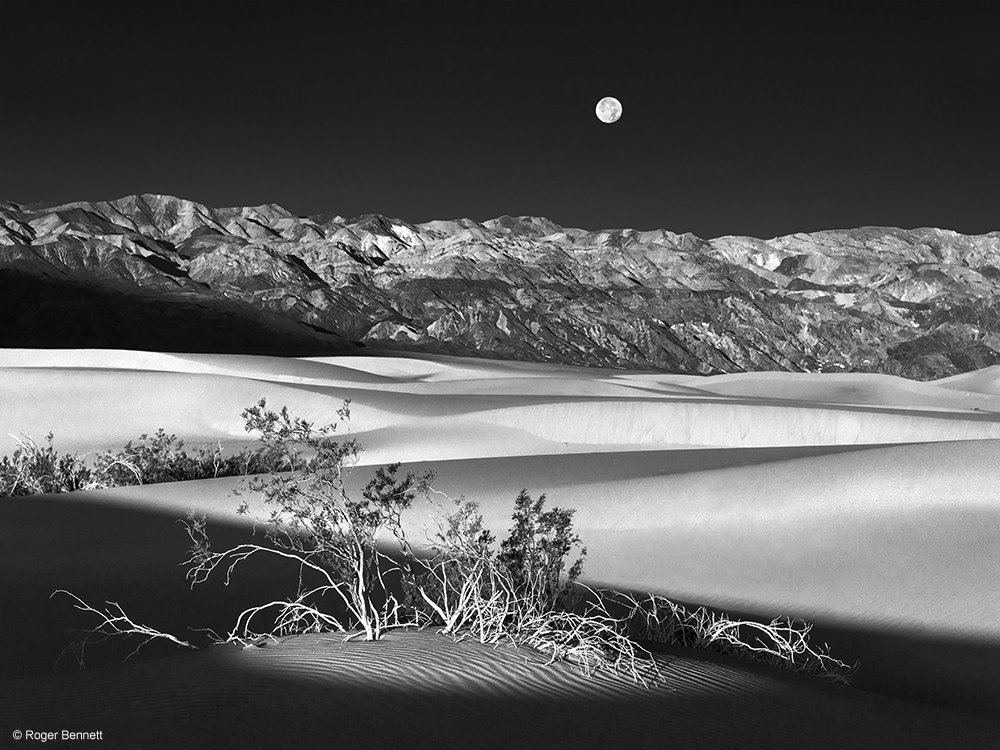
[3,193,1000,377]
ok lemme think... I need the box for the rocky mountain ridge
[3,193,1000,378]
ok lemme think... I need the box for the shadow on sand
[1,486,997,750]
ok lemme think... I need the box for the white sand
[2,348,999,720]
[3,349,1000,462]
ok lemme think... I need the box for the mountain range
[3,193,1000,378]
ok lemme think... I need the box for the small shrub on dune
[0,428,284,498]
[498,489,587,613]
[95,430,205,486]
[183,399,434,642]
[0,433,97,496]
[411,489,587,629]
[179,400,654,680]
[94,429,279,486]
[409,492,657,682]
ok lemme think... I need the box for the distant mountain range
[3,193,1000,378]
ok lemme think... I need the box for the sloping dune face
[2,349,999,720]
[4,632,997,750]
[3,348,1000,460]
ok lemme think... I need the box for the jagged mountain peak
[481,214,566,237]
[2,193,1000,378]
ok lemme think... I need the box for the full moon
[595,96,622,124]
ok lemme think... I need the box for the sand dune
[934,364,1000,395]
[8,440,989,711]
[3,631,996,750]
[2,348,999,746]
[3,349,1000,463]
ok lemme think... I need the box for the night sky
[3,1,998,238]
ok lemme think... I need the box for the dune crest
[2,349,999,463]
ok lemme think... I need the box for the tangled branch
[51,590,194,669]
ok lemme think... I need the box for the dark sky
[3,1,998,238]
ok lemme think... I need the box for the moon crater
[596,96,622,124]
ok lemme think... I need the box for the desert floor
[1,348,999,748]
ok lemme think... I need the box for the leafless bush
[410,492,660,685]
[622,593,857,683]
[2,428,283,498]
[182,398,432,642]
[0,433,106,496]
[51,590,194,669]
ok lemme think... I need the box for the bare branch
[52,590,194,669]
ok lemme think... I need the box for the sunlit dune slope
[934,364,1000,395]
[2,349,1000,464]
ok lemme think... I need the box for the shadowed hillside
[0,269,354,355]
[3,194,1000,376]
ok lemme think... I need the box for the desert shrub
[412,490,587,628]
[183,398,433,642]
[409,492,657,682]
[623,594,858,683]
[498,489,587,612]
[413,493,856,683]
[94,429,281,486]
[0,433,97,496]
[179,399,649,681]
[1,427,285,498]
[94,429,192,485]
